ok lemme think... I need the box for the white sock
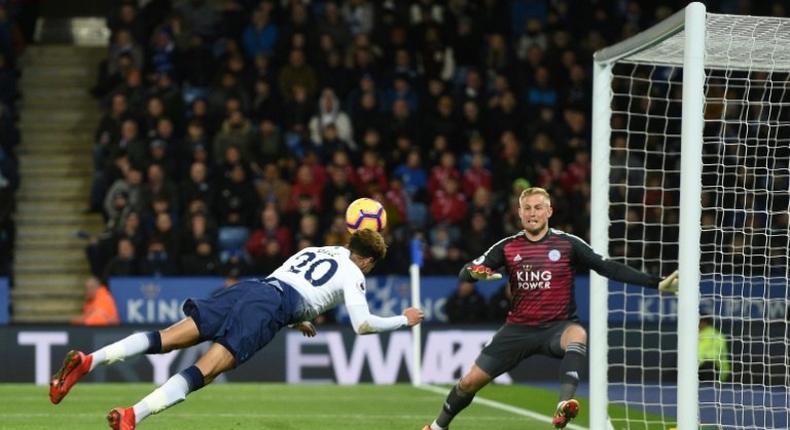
[89,332,151,371]
[430,421,446,430]
[132,373,190,424]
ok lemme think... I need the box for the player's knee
[457,376,478,394]
[561,325,587,348]
[458,367,490,393]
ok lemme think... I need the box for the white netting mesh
[626,14,790,71]
[604,11,790,430]
[608,62,682,429]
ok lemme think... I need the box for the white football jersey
[268,246,368,320]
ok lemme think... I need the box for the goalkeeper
[422,187,679,430]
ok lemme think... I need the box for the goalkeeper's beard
[523,220,547,235]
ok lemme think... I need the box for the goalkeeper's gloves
[468,264,503,281]
[658,270,679,294]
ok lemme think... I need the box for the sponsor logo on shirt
[514,254,522,262]
[515,265,552,290]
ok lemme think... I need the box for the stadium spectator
[242,7,278,59]
[492,131,532,192]
[180,161,214,210]
[278,49,317,102]
[392,148,427,198]
[323,214,351,246]
[141,163,178,217]
[0,145,15,276]
[698,314,731,383]
[429,178,467,226]
[462,153,492,197]
[175,0,219,39]
[0,5,23,278]
[250,118,283,165]
[462,211,495,259]
[216,163,256,228]
[103,237,139,279]
[245,206,291,261]
[255,162,291,212]
[309,88,355,154]
[324,160,357,207]
[181,239,221,276]
[213,110,255,163]
[0,53,16,108]
[139,237,178,276]
[445,281,487,324]
[72,277,120,326]
[487,283,512,322]
[288,164,324,212]
[108,2,145,44]
[427,151,461,198]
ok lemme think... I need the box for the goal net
[591,3,790,429]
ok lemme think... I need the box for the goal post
[589,58,613,430]
[591,2,790,429]
[675,5,705,430]
[410,237,423,386]
[591,4,705,428]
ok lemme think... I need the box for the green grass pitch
[0,383,591,430]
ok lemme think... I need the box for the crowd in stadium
[0,1,23,277]
[81,0,787,283]
[0,0,778,288]
[85,0,597,281]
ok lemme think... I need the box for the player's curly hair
[348,229,387,262]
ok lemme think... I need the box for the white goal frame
[590,3,706,430]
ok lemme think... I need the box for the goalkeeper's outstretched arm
[565,233,678,292]
[458,237,508,282]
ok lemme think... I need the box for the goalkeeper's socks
[429,421,447,430]
[89,331,162,371]
[435,384,475,428]
[558,342,587,401]
[133,365,205,424]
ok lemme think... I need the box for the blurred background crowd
[83,0,615,282]
[82,0,787,283]
[0,0,28,278]
[2,0,786,294]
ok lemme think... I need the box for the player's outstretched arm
[566,233,671,291]
[402,307,424,326]
[346,304,423,335]
[459,238,507,282]
[657,270,679,294]
[342,273,423,335]
[459,261,503,282]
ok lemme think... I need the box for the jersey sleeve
[342,274,408,334]
[459,238,507,282]
[566,234,662,288]
[342,274,369,308]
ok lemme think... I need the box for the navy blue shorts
[182,279,302,366]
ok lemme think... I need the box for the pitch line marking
[415,384,589,430]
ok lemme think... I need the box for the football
[345,197,387,233]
